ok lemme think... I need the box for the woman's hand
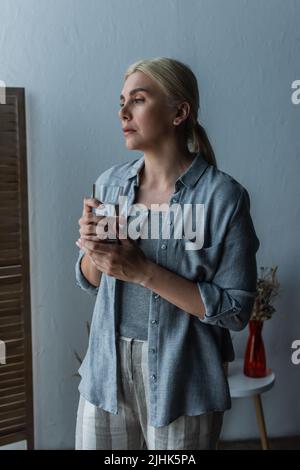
[76,197,111,270]
[77,225,152,285]
[77,197,107,242]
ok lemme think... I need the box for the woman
[74,57,260,450]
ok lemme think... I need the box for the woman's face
[118,71,176,151]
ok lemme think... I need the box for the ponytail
[192,121,217,168]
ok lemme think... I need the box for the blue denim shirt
[75,151,260,427]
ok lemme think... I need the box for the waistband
[118,335,146,343]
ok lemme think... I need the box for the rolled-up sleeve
[75,249,100,296]
[197,187,260,331]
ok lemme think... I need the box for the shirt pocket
[173,238,224,282]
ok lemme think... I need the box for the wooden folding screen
[0,88,34,449]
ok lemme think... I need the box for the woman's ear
[173,101,190,126]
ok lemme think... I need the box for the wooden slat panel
[0,120,17,131]
[0,369,25,381]
[0,131,17,147]
[0,102,15,112]
[0,148,18,156]
[0,183,19,192]
[0,398,25,413]
[2,352,24,362]
[0,247,21,256]
[0,399,26,412]
[0,423,26,436]
[0,159,18,167]
[0,332,24,342]
[0,156,18,164]
[0,173,18,184]
[0,287,22,302]
[0,287,21,297]
[0,87,34,448]
[4,342,24,356]
[0,318,23,332]
[0,329,23,339]
[0,323,23,335]
[0,223,20,232]
[0,244,20,254]
[0,251,21,261]
[0,350,24,360]
[1,227,21,235]
[3,337,24,345]
[0,190,18,200]
[0,278,22,292]
[0,362,25,376]
[0,235,20,244]
[0,156,19,164]
[0,378,25,390]
[0,328,23,339]
[0,214,20,223]
[0,416,26,430]
[0,307,22,317]
[0,274,22,284]
[0,367,24,378]
[0,238,20,248]
[0,200,20,210]
[0,313,23,323]
[0,237,21,244]
[0,392,25,406]
[0,257,22,267]
[0,171,19,184]
[0,232,20,241]
[0,404,25,419]
[0,430,27,447]
[0,313,23,325]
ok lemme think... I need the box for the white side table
[228,359,276,450]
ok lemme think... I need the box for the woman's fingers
[76,241,101,269]
[80,235,101,241]
[77,238,116,254]
[82,197,102,216]
[78,213,107,240]
[79,212,105,226]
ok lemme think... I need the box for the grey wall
[0,0,299,449]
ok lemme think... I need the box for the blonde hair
[124,57,217,167]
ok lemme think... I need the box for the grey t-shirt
[116,210,164,340]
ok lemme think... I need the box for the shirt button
[232,307,237,312]
[154,294,160,299]
[161,243,167,250]
[151,374,157,381]
[151,348,156,353]
[151,319,158,324]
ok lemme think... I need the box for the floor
[219,436,300,450]
[1,437,300,450]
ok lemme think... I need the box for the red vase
[244,320,267,377]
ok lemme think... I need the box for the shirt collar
[125,151,209,189]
